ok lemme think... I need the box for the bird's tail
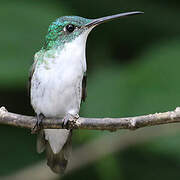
[37,129,72,174]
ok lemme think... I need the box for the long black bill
[85,11,144,28]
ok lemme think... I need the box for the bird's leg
[31,113,45,134]
[62,113,79,129]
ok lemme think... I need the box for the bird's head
[44,12,143,50]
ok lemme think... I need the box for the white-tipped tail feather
[37,129,72,174]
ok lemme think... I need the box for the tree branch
[1,106,180,131]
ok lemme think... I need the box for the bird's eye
[66,24,75,33]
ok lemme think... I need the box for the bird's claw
[62,114,79,130]
[31,113,44,134]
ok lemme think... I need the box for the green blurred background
[1,0,180,179]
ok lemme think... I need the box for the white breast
[31,31,90,117]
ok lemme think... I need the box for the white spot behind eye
[63,26,66,32]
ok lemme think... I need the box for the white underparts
[31,28,93,154]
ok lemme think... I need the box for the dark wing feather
[28,60,37,97]
[81,73,87,102]
[28,49,45,96]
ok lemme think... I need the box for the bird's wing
[28,50,43,96]
[81,73,87,102]
[28,61,36,96]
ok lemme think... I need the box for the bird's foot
[62,113,79,130]
[31,113,45,134]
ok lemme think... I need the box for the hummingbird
[29,11,143,174]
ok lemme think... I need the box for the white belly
[31,59,84,117]
[33,58,87,118]
[31,30,88,118]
